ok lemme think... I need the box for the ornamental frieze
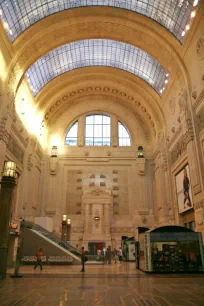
[111,227,134,233]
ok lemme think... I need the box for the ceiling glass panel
[25,39,170,96]
[0,1,199,43]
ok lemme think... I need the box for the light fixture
[165,80,168,84]
[67,218,71,225]
[191,11,196,18]
[185,24,190,31]
[1,161,17,179]
[137,146,144,158]
[182,31,186,37]
[94,216,100,221]
[51,145,58,157]
[3,22,8,29]
[62,214,67,221]
[193,0,199,7]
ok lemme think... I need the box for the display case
[138,226,204,272]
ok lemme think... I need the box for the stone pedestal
[82,187,112,247]
[0,177,16,279]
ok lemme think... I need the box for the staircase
[22,221,81,264]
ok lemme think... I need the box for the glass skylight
[0,1,199,43]
[25,39,169,96]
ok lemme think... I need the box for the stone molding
[195,199,204,210]
[110,227,134,233]
[43,85,155,137]
[7,135,24,164]
[193,88,204,111]
[170,130,193,165]
[0,116,10,144]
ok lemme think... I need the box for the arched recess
[47,95,152,154]
[34,67,165,135]
[6,7,190,98]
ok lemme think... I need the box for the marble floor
[1,263,204,306]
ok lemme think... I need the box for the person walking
[113,248,118,264]
[81,247,86,272]
[118,247,123,263]
[34,248,43,270]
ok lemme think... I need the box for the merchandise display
[137,226,204,272]
[151,242,202,272]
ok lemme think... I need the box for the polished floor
[0,263,204,306]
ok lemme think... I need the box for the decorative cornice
[43,85,155,137]
[170,130,193,165]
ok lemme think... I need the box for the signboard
[150,232,199,242]
[175,164,193,214]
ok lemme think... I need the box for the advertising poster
[175,164,193,214]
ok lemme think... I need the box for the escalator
[22,221,81,263]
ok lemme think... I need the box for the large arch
[5,7,191,98]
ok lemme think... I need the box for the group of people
[33,246,124,273]
[81,246,123,272]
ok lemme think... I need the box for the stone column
[78,115,85,147]
[111,115,118,147]
[104,203,110,234]
[0,177,16,279]
[84,203,90,233]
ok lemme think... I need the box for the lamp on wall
[67,218,71,225]
[51,145,58,157]
[137,146,144,158]
[94,216,100,221]
[62,214,67,221]
[1,161,17,180]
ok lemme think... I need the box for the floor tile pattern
[0,263,204,306]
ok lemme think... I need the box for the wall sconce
[67,218,71,225]
[62,214,67,221]
[94,216,100,221]
[1,161,17,179]
[137,146,144,158]
[51,145,58,157]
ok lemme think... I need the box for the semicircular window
[0,0,199,43]
[65,121,78,146]
[25,39,169,97]
[85,114,111,146]
[118,121,131,146]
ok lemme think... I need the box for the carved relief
[27,154,33,171]
[169,98,176,114]
[178,89,187,113]
[100,174,106,178]
[89,173,95,178]
[196,36,204,60]
[89,182,95,187]
[100,181,106,187]
[7,136,24,164]
[197,109,204,132]
[112,170,118,174]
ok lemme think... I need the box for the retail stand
[138,226,204,272]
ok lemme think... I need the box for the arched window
[85,115,111,146]
[118,121,131,146]
[65,121,78,146]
